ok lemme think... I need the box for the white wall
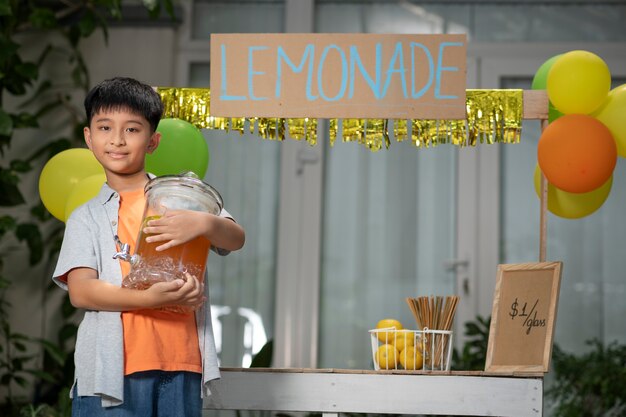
[80,28,178,88]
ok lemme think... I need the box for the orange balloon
[537,114,616,193]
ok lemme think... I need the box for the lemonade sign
[210,33,467,119]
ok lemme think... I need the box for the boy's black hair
[84,77,164,132]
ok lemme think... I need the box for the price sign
[485,262,562,373]
[509,298,546,335]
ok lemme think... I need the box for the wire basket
[369,328,453,371]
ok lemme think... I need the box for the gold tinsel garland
[156,87,523,151]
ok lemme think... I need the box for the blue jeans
[72,371,202,417]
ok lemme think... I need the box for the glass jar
[119,172,223,292]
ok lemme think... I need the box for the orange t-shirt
[117,188,201,375]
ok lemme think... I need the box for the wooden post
[539,119,549,262]
[521,90,550,262]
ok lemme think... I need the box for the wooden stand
[203,91,551,417]
[205,368,543,417]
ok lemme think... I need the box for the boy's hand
[143,210,211,251]
[146,273,206,310]
[66,269,206,312]
[144,208,245,253]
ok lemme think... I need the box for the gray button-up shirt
[53,181,225,407]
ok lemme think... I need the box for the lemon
[375,318,403,343]
[375,344,397,370]
[399,346,423,370]
[393,330,415,352]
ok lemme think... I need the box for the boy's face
[84,108,160,177]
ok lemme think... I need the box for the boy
[52,77,245,416]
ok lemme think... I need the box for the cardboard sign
[485,262,562,373]
[210,33,467,119]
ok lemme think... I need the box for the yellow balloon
[533,165,612,219]
[547,50,611,115]
[593,84,626,158]
[39,149,104,221]
[64,174,107,222]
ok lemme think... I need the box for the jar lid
[145,172,223,212]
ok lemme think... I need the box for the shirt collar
[96,173,156,205]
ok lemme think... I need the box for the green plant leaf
[19,403,43,416]
[47,232,64,259]
[56,387,73,415]
[11,354,36,368]
[10,333,30,341]
[15,61,38,80]
[0,169,25,206]
[29,8,58,29]
[39,339,66,366]
[58,323,78,342]
[0,108,13,136]
[10,159,31,173]
[16,223,43,265]
[12,357,24,370]
[108,0,122,19]
[147,1,161,19]
[4,71,28,95]
[0,276,10,290]
[250,339,273,367]
[13,375,27,387]
[25,369,57,384]
[0,34,19,67]
[143,0,158,11]
[12,111,39,129]
[452,315,491,371]
[71,65,85,88]
[164,0,176,19]
[0,134,10,155]
[61,296,75,319]
[78,10,96,37]
[67,24,81,47]
[30,202,52,222]
[548,340,626,417]
[0,0,11,16]
[464,322,482,335]
[0,215,17,235]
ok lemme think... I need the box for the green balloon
[146,118,209,177]
[532,54,562,90]
[548,103,563,123]
[533,55,564,123]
